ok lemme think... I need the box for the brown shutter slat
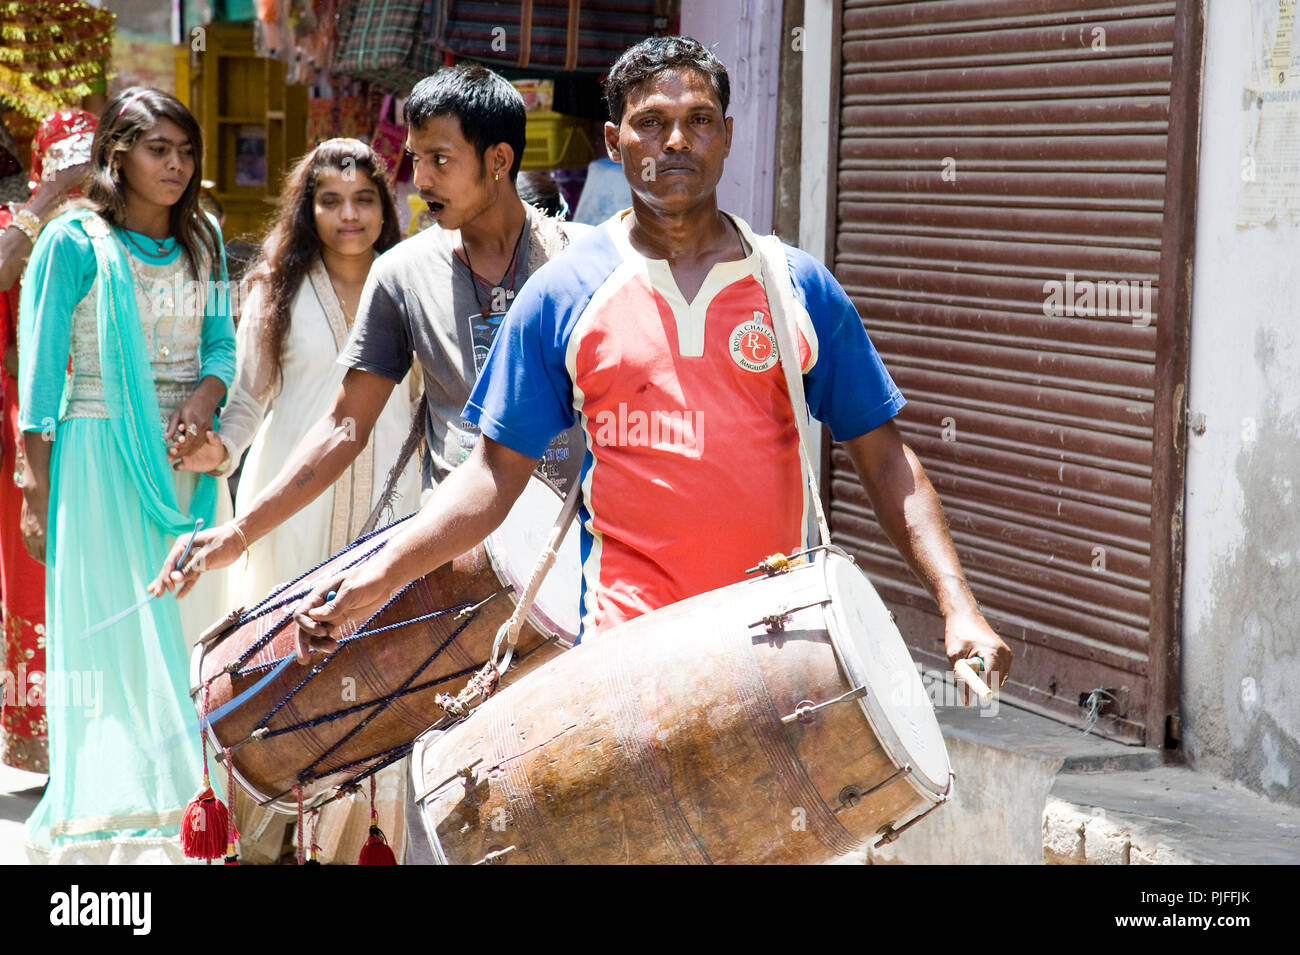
[839,201,1165,243]
[846,58,1172,98]
[848,0,1175,30]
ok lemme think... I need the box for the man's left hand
[291,561,398,664]
[944,612,1012,696]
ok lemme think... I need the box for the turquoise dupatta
[56,209,222,534]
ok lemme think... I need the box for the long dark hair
[246,138,401,389]
[86,87,220,279]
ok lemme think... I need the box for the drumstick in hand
[954,656,994,703]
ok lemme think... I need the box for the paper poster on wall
[1237,0,1300,227]
[235,125,267,188]
[111,31,175,98]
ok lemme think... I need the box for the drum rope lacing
[242,662,482,717]
[235,513,418,624]
[271,611,480,780]
[224,539,397,674]
[197,515,501,801]
[255,582,545,801]
[198,506,558,809]
[254,628,561,810]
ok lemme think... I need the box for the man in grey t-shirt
[341,198,583,493]
[154,64,584,594]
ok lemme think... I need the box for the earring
[495,172,500,181]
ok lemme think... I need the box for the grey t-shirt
[339,203,586,492]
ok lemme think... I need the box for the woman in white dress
[180,139,419,863]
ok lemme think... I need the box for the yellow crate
[522,111,595,171]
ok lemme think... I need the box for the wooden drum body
[412,549,953,864]
[191,476,580,812]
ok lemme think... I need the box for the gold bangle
[229,522,249,555]
[10,209,40,244]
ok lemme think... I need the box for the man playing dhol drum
[282,36,1012,688]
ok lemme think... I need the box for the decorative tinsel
[0,0,114,122]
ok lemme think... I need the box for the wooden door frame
[1148,0,1206,749]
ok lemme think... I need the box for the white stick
[955,658,994,703]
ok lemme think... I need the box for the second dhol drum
[411,547,953,865]
[190,474,581,812]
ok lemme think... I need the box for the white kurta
[219,259,421,609]
[216,260,420,864]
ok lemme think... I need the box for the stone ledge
[1046,767,1300,865]
[937,704,1163,774]
[863,703,1298,864]
[864,703,1160,864]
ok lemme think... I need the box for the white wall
[681,0,783,233]
[1180,0,1300,805]
[799,0,834,264]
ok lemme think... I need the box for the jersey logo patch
[729,313,778,373]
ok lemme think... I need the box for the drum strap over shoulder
[755,233,832,549]
[361,392,426,537]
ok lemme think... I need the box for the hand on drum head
[290,563,396,664]
[944,613,1012,704]
[147,525,244,599]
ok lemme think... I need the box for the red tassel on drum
[359,827,397,865]
[358,776,397,865]
[181,782,230,861]
[183,690,231,861]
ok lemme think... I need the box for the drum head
[484,475,581,647]
[823,554,951,800]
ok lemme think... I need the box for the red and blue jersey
[464,212,905,640]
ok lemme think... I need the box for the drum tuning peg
[423,757,485,799]
[747,553,792,576]
[785,699,817,724]
[780,685,868,724]
[838,785,863,809]
[473,845,516,865]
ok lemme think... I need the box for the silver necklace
[117,224,170,256]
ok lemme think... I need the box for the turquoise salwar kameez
[18,210,235,863]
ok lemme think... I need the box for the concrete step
[1046,766,1300,865]
[865,703,1298,864]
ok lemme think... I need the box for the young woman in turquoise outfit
[17,87,236,863]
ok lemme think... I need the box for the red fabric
[27,108,96,193]
[0,205,48,772]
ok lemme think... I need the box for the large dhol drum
[412,548,953,864]
[191,475,580,812]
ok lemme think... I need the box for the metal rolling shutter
[830,0,1200,743]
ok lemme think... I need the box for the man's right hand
[149,524,245,598]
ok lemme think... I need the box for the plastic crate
[522,111,595,171]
